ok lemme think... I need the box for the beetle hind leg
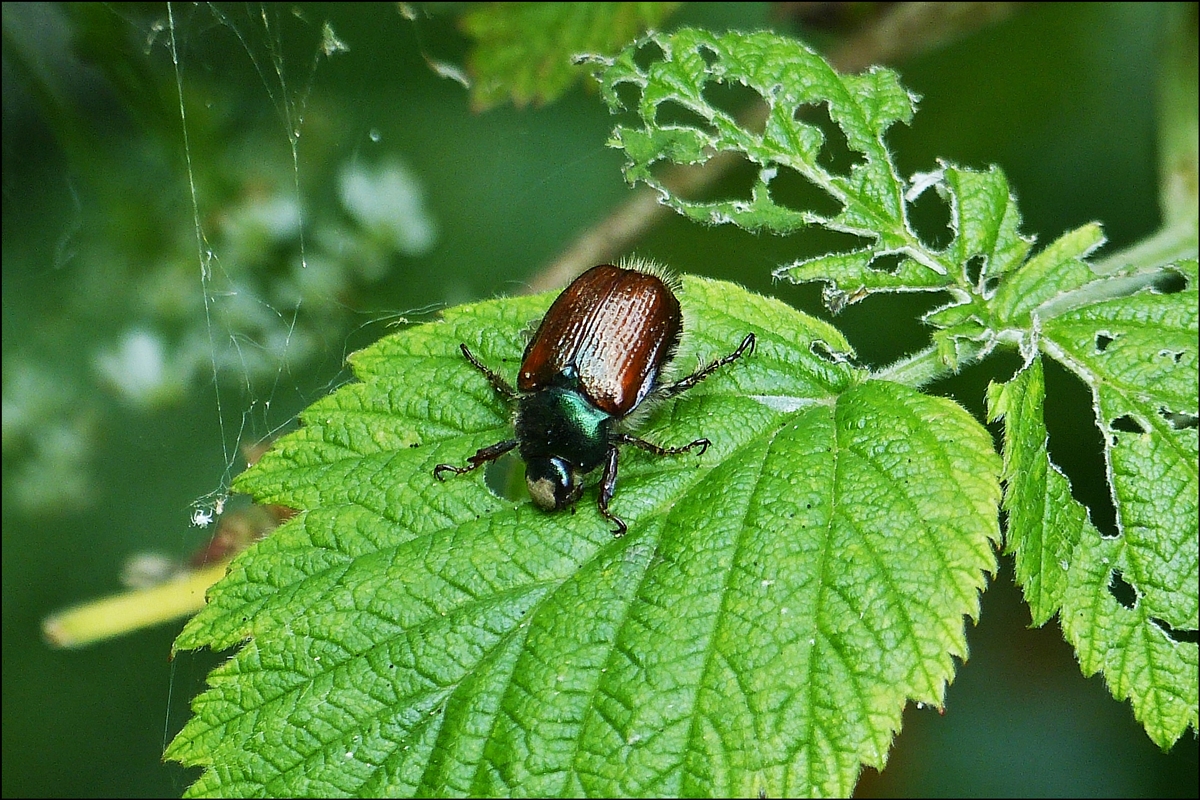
[658,332,755,399]
[613,433,710,457]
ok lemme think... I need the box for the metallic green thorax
[515,379,612,473]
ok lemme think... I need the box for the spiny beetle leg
[659,332,755,399]
[613,433,710,457]
[597,446,628,537]
[459,343,518,399]
[597,434,710,537]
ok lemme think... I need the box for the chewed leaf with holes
[167,276,1002,797]
[1041,259,1198,632]
[988,354,1198,748]
[591,29,918,242]
[588,31,1047,310]
[792,164,1039,313]
[921,220,1109,369]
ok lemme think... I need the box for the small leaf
[939,163,1033,285]
[169,277,1002,797]
[777,249,949,307]
[988,355,1198,748]
[461,2,680,110]
[591,31,1063,312]
[990,222,1107,326]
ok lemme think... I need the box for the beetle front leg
[458,344,518,399]
[597,446,628,537]
[599,435,708,537]
[434,438,518,480]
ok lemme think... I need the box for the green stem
[1157,3,1199,230]
[872,338,992,388]
[1092,221,1198,275]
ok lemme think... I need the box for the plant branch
[1092,221,1198,275]
[873,335,998,388]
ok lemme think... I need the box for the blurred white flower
[338,159,437,256]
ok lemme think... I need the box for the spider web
[132,3,444,526]
[2,3,624,793]
[151,4,445,780]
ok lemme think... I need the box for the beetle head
[525,456,584,510]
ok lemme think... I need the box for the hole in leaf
[700,157,759,206]
[1110,415,1146,434]
[701,80,765,134]
[869,253,903,275]
[632,39,666,72]
[905,177,953,251]
[1094,333,1114,353]
[1151,618,1199,644]
[1041,359,1118,538]
[1158,349,1184,364]
[697,44,719,69]
[1159,407,1198,430]
[982,276,1000,295]
[796,102,862,176]
[1149,268,1187,294]
[654,100,717,136]
[964,255,986,286]
[810,339,851,364]
[1108,569,1137,609]
[484,451,524,502]
[612,82,642,114]
[766,164,842,219]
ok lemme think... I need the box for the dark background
[3,3,1195,796]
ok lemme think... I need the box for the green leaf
[781,249,949,313]
[1040,258,1198,628]
[168,276,1002,797]
[987,353,1198,749]
[461,2,680,111]
[990,222,1107,327]
[590,31,1060,313]
[592,28,919,245]
[938,163,1034,285]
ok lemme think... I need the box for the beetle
[434,261,755,536]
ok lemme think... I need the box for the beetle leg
[434,439,518,480]
[599,434,708,536]
[613,433,709,457]
[658,332,755,399]
[459,343,518,399]
[597,446,628,537]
